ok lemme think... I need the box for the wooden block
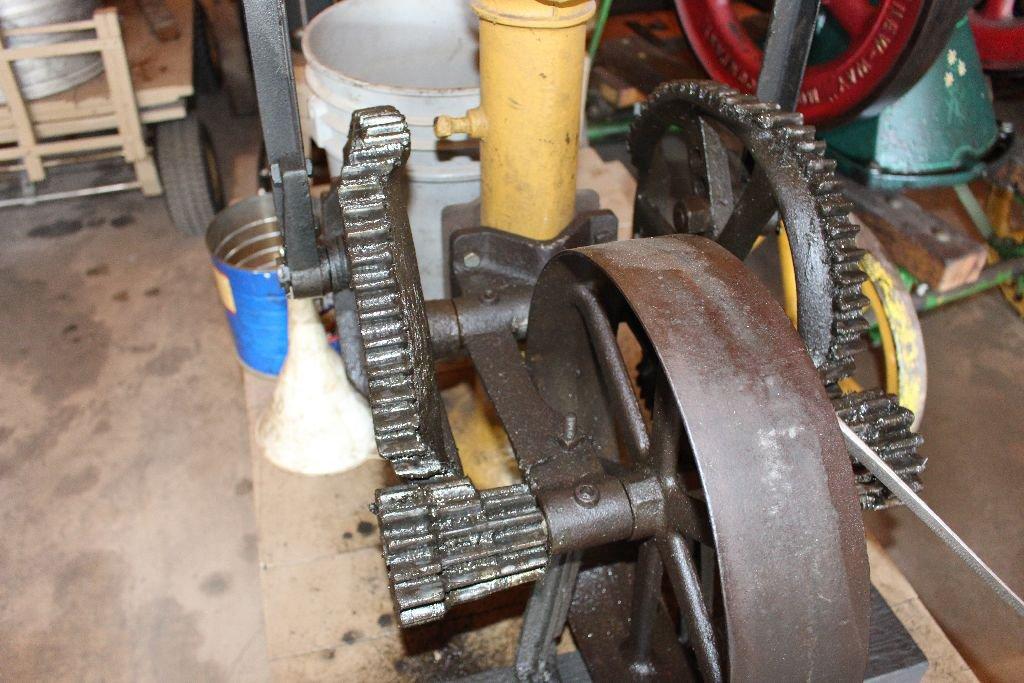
[594,36,703,101]
[261,548,395,659]
[577,146,638,240]
[269,612,525,681]
[253,454,390,568]
[866,535,977,681]
[843,182,987,292]
[592,66,644,109]
[136,0,181,41]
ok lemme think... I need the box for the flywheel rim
[526,235,870,680]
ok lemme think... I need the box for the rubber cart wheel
[156,113,224,236]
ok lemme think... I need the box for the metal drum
[0,0,104,103]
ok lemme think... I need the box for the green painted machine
[823,18,1011,190]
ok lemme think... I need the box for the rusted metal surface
[629,80,926,510]
[528,236,870,680]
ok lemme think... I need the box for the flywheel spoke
[716,166,776,259]
[824,0,877,41]
[572,284,650,463]
[659,532,723,683]
[649,379,681,476]
[626,539,664,671]
[693,116,735,235]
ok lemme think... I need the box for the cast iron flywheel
[526,237,870,680]
[676,0,974,126]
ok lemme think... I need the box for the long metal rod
[241,0,319,291]
[840,419,1024,617]
[717,0,821,259]
[913,257,1024,311]
[0,180,140,208]
[756,0,822,109]
[627,540,663,669]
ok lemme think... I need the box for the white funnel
[256,299,377,475]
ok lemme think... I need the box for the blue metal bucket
[205,194,287,376]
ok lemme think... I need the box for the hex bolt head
[463,252,481,269]
[480,288,498,304]
[574,483,600,508]
[277,264,292,288]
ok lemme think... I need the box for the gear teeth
[338,107,454,481]
[375,478,549,626]
[629,80,927,509]
[837,293,871,312]
[811,177,844,195]
[781,124,816,143]
[834,390,927,508]
[759,110,804,129]
[817,193,855,218]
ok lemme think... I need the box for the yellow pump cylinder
[437,0,595,239]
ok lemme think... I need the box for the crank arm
[839,419,1024,617]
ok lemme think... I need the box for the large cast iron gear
[629,80,924,509]
[337,106,460,481]
[338,107,551,624]
[374,478,548,627]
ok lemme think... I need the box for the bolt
[462,252,481,269]
[558,413,578,447]
[574,483,599,508]
[277,264,292,287]
[510,316,528,338]
[480,288,498,304]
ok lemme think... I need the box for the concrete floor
[0,150,269,679]
[864,291,1024,682]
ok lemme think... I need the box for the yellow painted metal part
[859,252,927,429]
[435,0,596,239]
[770,227,926,428]
[775,227,797,326]
[985,184,1024,317]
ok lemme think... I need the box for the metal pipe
[586,0,614,62]
[0,180,139,208]
[436,0,596,239]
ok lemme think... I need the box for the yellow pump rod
[436,0,596,240]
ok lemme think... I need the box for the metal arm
[717,0,822,259]
[240,0,322,298]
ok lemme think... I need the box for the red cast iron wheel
[677,0,927,125]
[971,1,1024,71]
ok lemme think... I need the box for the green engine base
[823,18,1011,190]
